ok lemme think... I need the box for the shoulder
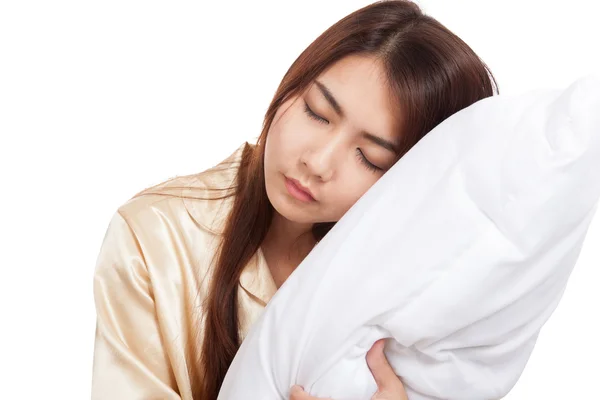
[117,141,251,235]
[95,140,253,303]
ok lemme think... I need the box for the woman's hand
[289,339,408,400]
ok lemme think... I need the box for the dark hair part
[191,1,499,398]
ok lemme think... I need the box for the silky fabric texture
[91,142,275,399]
[218,75,600,400]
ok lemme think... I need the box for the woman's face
[264,53,402,224]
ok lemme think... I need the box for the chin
[273,196,319,224]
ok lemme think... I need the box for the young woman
[91,1,499,399]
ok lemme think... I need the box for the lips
[290,178,314,198]
[285,177,316,201]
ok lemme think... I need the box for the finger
[366,339,403,392]
[289,385,308,400]
[289,385,332,400]
[289,385,314,400]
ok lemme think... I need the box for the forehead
[309,54,402,134]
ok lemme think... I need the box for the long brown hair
[192,1,499,398]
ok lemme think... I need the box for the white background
[1,0,598,398]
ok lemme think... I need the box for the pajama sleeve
[91,210,181,400]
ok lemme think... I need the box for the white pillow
[218,74,600,400]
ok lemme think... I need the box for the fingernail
[290,385,303,393]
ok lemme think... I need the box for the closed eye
[356,148,383,173]
[303,101,329,124]
[303,100,384,173]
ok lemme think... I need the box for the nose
[299,139,341,182]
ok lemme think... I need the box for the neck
[261,211,316,270]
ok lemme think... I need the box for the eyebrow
[313,79,401,155]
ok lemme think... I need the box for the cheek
[266,110,298,156]
[326,183,365,218]
[336,177,379,213]
[275,104,317,148]
[265,128,289,172]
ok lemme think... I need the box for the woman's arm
[91,210,181,400]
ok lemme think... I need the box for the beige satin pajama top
[91,141,277,399]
